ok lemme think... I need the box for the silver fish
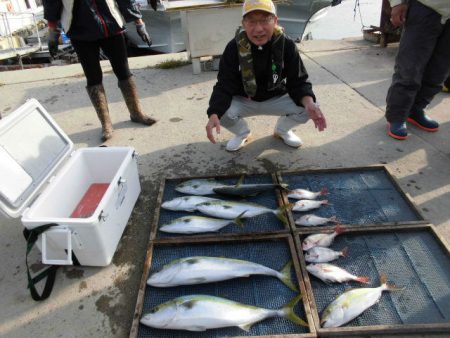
[140,294,308,331]
[306,263,369,284]
[161,196,218,212]
[213,183,289,197]
[321,274,401,328]
[304,246,348,263]
[288,187,328,200]
[292,199,329,212]
[196,200,288,224]
[175,179,227,195]
[302,225,344,251]
[295,214,338,227]
[147,257,297,291]
[159,214,244,234]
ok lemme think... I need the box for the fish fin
[356,276,370,284]
[279,261,298,292]
[235,174,245,187]
[340,247,349,257]
[282,294,309,327]
[278,183,290,191]
[380,272,387,285]
[233,211,246,228]
[320,187,328,196]
[329,215,338,223]
[322,199,331,205]
[379,273,404,291]
[187,326,207,331]
[188,277,208,284]
[238,323,253,332]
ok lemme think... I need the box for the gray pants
[220,94,309,136]
[385,0,450,123]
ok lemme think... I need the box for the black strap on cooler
[24,224,60,301]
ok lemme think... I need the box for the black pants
[385,0,450,122]
[71,33,132,86]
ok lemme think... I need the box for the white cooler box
[0,99,141,266]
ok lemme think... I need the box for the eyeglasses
[244,16,274,27]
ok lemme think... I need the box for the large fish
[147,257,297,291]
[292,199,330,212]
[321,274,401,328]
[159,214,244,234]
[302,225,344,251]
[306,263,369,284]
[196,200,288,224]
[295,214,338,227]
[140,294,308,331]
[161,196,218,212]
[175,179,227,195]
[213,183,289,198]
[288,187,328,200]
[304,246,348,263]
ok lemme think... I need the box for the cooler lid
[0,98,73,218]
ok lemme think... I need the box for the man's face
[242,10,278,46]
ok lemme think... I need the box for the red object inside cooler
[70,183,109,218]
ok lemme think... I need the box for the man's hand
[305,102,327,132]
[206,114,221,144]
[136,22,152,47]
[48,28,60,58]
[390,4,408,27]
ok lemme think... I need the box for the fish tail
[320,187,328,196]
[275,204,291,225]
[279,183,290,191]
[282,294,309,327]
[356,276,370,284]
[322,199,331,205]
[233,211,246,228]
[235,174,245,187]
[335,224,344,235]
[380,273,404,291]
[329,215,338,223]
[340,247,349,257]
[279,261,298,291]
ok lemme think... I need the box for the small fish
[175,179,227,195]
[292,199,330,212]
[304,247,348,263]
[196,200,288,224]
[140,294,308,331]
[159,213,245,234]
[321,274,402,328]
[302,224,344,251]
[147,257,297,291]
[288,187,328,200]
[306,263,369,284]
[161,196,218,212]
[213,183,288,198]
[295,214,338,227]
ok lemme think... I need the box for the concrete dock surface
[0,38,449,337]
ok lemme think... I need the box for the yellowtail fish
[147,257,297,291]
[295,214,338,227]
[159,213,245,234]
[292,199,330,212]
[306,263,369,284]
[321,274,402,328]
[161,196,218,212]
[140,294,308,331]
[213,183,289,198]
[302,224,344,251]
[288,187,328,200]
[175,179,227,195]
[304,246,348,263]
[196,200,288,224]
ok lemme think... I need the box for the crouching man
[205,0,326,151]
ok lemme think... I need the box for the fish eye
[149,306,158,313]
[183,197,189,201]
[193,185,199,189]
[183,219,190,223]
[203,202,210,206]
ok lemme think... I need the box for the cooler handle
[41,227,73,265]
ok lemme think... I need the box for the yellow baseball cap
[242,0,276,17]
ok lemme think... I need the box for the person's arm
[389,0,409,27]
[43,0,63,57]
[206,41,242,143]
[285,40,326,131]
[116,0,142,22]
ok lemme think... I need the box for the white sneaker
[274,130,302,148]
[226,133,252,152]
